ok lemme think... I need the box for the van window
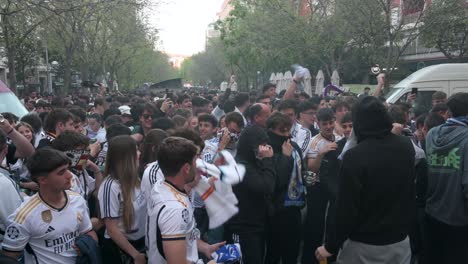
[413,91,435,117]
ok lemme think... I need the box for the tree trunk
[2,14,18,94]
[63,45,74,95]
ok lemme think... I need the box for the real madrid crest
[41,210,53,223]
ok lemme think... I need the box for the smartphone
[411,88,418,95]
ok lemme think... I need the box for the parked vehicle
[0,80,28,118]
[386,63,468,116]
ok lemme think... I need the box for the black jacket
[229,125,276,233]
[267,131,306,213]
[325,97,416,254]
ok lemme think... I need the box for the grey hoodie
[425,124,468,226]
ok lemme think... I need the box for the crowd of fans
[0,70,467,264]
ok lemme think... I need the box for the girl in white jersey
[98,135,147,264]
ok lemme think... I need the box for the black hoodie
[267,131,306,212]
[229,125,276,233]
[325,96,416,254]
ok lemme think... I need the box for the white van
[386,63,468,116]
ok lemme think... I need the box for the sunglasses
[142,114,153,120]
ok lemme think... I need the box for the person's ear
[37,175,47,186]
[181,163,190,175]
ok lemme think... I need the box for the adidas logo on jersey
[45,226,55,234]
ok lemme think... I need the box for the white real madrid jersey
[146,180,199,264]
[98,177,147,241]
[1,191,92,264]
[141,161,165,201]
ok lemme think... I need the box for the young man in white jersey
[147,137,224,264]
[198,114,220,163]
[277,99,313,154]
[1,148,97,264]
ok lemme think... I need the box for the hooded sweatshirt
[425,118,468,226]
[324,96,415,254]
[228,125,276,233]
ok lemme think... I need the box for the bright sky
[149,0,225,56]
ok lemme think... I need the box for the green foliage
[1,0,176,93]
[180,38,229,87]
[421,0,468,60]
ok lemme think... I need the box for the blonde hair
[105,135,140,231]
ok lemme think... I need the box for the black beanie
[352,96,393,142]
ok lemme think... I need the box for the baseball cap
[118,105,131,116]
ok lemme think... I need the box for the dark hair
[52,130,90,151]
[1,112,18,124]
[340,112,352,124]
[225,112,245,128]
[415,113,428,129]
[51,97,65,108]
[106,124,131,141]
[103,108,122,121]
[332,101,350,113]
[388,105,406,125]
[192,96,210,107]
[277,99,298,114]
[140,103,156,116]
[262,83,276,93]
[447,93,468,117]
[299,92,310,99]
[298,101,318,114]
[152,117,175,131]
[198,114,218,128]
[172,115,187,128]
[170,128,205,150]
[94,98,106,107]
[176,94,191,105]
[395,102,412,113]
[35,100,49,109]
[88,113,103,123]
[256,94,270,103]
[246,104,262,121]
[234,93,250,108]
[173,108,192,119]
[21,113,42,133]
[424,112,445,131]
[432,91,447,100]
[27,148,71,183]
[0,130,6,150]
[223,100,236,113]
[140,129,168,171]
[316,108,335,122]
[68,107,87,123]
[105,115,123,127]
[431,103,449,113]
[157,137,199,177]
[266,112,292,130]
[44,109,73,133]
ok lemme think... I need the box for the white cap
[118,105,131,116]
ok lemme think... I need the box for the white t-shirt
[147,180,199,264]
[0,171,22,241]
[141,161,164,201]
[95,142,108,172]
[70,170,95,200]
[98,177,147,241]
[291,122,312,154]
[202,137,220,163]
[307,134,335,159]
[1,191,92,264]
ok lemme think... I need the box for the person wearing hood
[423,93,468,264]
[264,112,306,264]
[225,124,275,264]
[315,96,415,264]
